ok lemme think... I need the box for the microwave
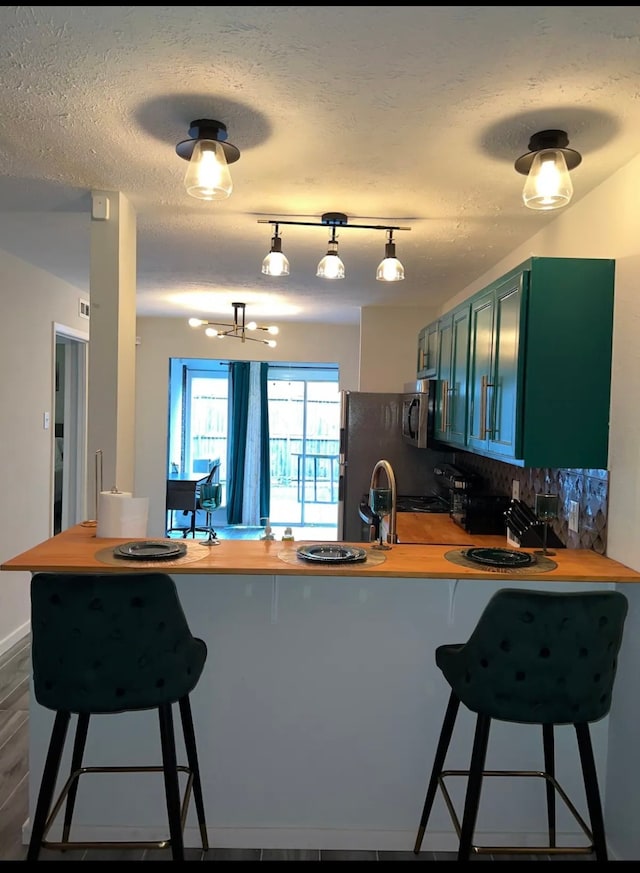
[401,379,436,448]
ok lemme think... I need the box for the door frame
[53,322,89,532]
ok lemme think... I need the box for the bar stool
[413,587,628,861]
[27,572,209,861]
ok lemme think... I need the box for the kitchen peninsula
[4,525,640,854]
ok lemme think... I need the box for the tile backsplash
[451,452,608,554]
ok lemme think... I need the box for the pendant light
[261,224,290,276]
[175,119,241,201]
[257,212,410,280]
[376,229,405,282]
[514,130,581,211]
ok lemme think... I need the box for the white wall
[0,251,87,653]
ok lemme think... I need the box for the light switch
[43,412,50,429]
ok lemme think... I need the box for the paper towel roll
[96,491,149,538]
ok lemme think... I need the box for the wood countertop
[2,523,640,583]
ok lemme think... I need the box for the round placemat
[278,542,387,568]
[444,549,557,574]
[95,539,210,568]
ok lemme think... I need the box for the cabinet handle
[441,380,449,430]
[479,374,496,439]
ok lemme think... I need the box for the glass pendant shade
[316,240,345,279]
[376,239,405,281]
[262,233,290,276]
[184,139,233,201]
[522,149,573,211]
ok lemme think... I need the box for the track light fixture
[188,302,279,347]
[176,119,241,201]
[258,212,410,281]
[514,129,581,211]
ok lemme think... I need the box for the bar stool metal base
[432,768,595,857]
[37,764,208,853]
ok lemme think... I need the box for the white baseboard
[20,821,591,853]
[0,621,30,660]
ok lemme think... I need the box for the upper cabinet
[433,256,615,469]
[417,322,438,379]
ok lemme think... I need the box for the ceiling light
[316,221,345,280]
[514,129,581,211]
[188,302,278,347]
[376,230,405,282]
[261,224,290,277]
[258,212,410,281]
[176,119,240,201]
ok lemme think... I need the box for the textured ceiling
[1,6,639,326]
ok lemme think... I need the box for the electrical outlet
[568,500,579,533]
[511,479,520,500]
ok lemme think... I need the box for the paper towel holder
[80,449,103,529]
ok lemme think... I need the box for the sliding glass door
[167,359,340,531]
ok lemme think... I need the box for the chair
[27,572,209,861]
[194,459,221,537]
[413,587,628,861]
[165,459,221,538]
[166,478,199,537]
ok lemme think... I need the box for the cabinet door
[417,322,438,378]
[448,305,470,447]
[467,277,522,459]
[487,277,522,459]
[434,316,453,441]
[435,306,469,447]
[467,291,495,454]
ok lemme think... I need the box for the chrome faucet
[369,459,398,544]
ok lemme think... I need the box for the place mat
[278,543,387,568]
[444,549,557,574]
[95,539,210,567]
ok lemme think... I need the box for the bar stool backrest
[437,587,628,725]
[31,572,207,714]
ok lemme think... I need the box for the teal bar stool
[27,572,209,861]
[413,587,628,861]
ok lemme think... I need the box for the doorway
[53,324,89,534]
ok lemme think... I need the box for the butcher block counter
[2,522,640,582]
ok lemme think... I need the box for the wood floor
[0,634,596,861]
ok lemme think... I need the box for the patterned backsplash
[450,451,608,554]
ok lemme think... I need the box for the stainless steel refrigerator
[337,390,446,541]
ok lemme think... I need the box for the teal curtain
[258,362,270,522]
[227,362,271,525]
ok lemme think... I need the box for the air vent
[78,299,90,319]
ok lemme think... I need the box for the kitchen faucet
[369,459,398,544]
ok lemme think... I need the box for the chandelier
[188,302,278,347]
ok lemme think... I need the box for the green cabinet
[434,303,470,447]
[431,257,615,468]
[464,256,614,468]
[417,322,438,378]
